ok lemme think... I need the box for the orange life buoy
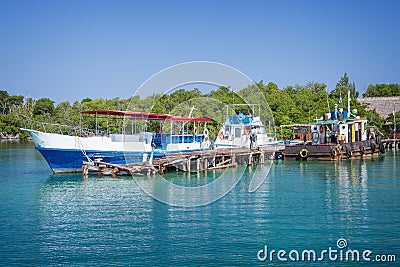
[245,128,250,139]
[219,131,224,141]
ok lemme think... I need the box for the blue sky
[0,0,399,102]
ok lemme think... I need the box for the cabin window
[293,127,300,139]
[234,127,241,138]
[225,126,231,135]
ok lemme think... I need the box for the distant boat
[214,104,276,149]
[22,110,212,173]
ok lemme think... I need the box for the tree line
[1,73,398,140]
[363,83,400,97]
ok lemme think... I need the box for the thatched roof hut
[358,97,400,118]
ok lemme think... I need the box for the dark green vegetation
[363,83,400,97]
[1,73,398,139]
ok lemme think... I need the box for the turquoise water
[0,142,399,266]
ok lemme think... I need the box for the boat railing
[22,118,109,137]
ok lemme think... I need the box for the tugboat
[281,108,385,160]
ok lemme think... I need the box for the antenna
[326,88,330,112]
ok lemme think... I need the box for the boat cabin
[214,104,275,148]
[282,110,369,145]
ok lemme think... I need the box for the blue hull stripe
[37,148,151,173]
[37,147,209,173]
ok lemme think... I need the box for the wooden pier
[82,146,280,177]
[82,139,400,177]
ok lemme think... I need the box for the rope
[76,136,93,165]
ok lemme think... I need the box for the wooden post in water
[157,165,161,174]
[232,153,236,165]
[248,152,252,165]
[187,159,191,172]
[181,162,186,172]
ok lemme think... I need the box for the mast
[347,89,351,115]
[326,88,330,112]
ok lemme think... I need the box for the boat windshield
[226,115,253,125]
[256,126,266,134]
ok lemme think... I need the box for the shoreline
[0,133,33,141]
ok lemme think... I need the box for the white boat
[22,110,212,173]
[214,104,276,149]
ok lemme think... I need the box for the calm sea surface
[0,142,399,266]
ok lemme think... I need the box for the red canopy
[81,110,211,122]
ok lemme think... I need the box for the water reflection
[3,141,400,266]
[38,174,155,265]
[34,153,399,265]
[131,165,246,207]
[324,159,370,233]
